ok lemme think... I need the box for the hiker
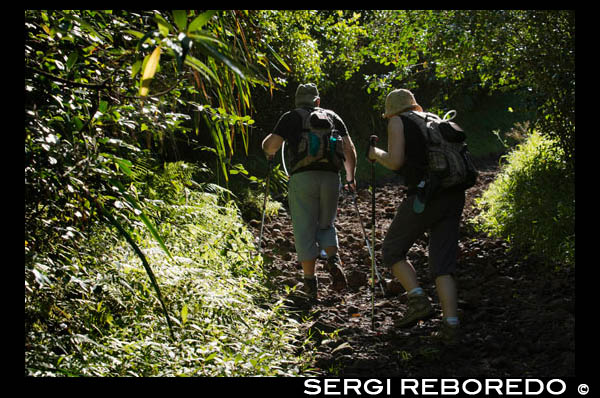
[262,83,358,300]
[367,88,466,344]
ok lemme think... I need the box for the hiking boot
[432,320,461,346]
[394,293,434,328]
[325,254,347,291]
[301,277,318,301]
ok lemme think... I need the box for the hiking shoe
[394,293,434,328]
[432,320,461,346]
[301,277,318,301]
[325,254,347,291]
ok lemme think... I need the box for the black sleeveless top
[398,115,427,195]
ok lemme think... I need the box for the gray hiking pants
[288,170,340,262]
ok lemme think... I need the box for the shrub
[474,131,574,268]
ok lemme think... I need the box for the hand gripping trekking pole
[369,134,378,331]
[258,156,274,253]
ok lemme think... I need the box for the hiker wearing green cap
[262,83,358,301]
[367,88,466,344]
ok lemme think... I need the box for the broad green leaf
[205,352,217,362]
[188,10,217,33]
[131,60,142,78]
[154,13,172,37]
[172,10,187,32]
[137,211,172,259]
[66,52,78,71]
[124,29,145,39]
[139,46,161,97]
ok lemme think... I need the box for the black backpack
[401,110,478,191]
[290,107,345,174]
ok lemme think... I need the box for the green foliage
[249,10,574,171]
[474,132,575,268]
[25,162,314,376]
[252,10,367,89]
[238,187,282,222]
[25,9,288,347]
[360,10,575,164]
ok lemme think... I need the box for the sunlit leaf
[139,45,161,97]
[181,304,188,325]
[154,13,172,37]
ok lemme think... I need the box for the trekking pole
[258,155,274,253]
[369,134,378,331]
[348,187,385,295]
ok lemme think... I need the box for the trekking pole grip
[367,135,378,163]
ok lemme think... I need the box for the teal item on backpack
[413,180,426,214]
[309,133,320,157]
[290,107,345,174]
[329,135,339,157]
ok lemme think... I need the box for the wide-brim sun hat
[295,83,320,107]
[382,88,423,118]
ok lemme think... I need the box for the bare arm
[261,133,284,158]
[368,116,405,170]
[342,135,357,185]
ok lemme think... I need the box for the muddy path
[251,162,575,378]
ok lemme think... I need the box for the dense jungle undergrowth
[25,10,575,378]
[25,161,317,376]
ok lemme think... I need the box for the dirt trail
[252,162,575,378]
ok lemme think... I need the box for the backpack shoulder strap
[400,110,443,144]
[294,107,313,130]
[400,111,427,134]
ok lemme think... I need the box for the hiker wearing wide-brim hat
[381,88,424,118]
[368,88,466,345]
[262,83,358,302]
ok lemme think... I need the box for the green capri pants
[288,170,340,262]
